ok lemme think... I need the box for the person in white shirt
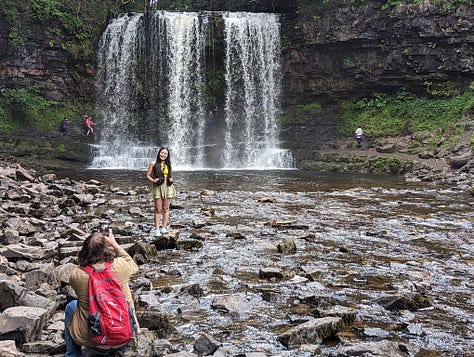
[355,127,364,148]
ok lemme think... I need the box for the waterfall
[92,13,149,169]
[91,11,293,170]
[155,12,208,169]
[223,12,291,169]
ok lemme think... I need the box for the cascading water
[90,11,293,170]
[147,11,208,169]
[91,13,148,169]
[222,12,291,169]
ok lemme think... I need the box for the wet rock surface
[0,160,472,356]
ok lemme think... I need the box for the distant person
[65,229,139,357]
[60,118,69,136]
[146,147,176,237]
[355,127,364,148]
[85,116,95,136]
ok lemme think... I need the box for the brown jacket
[68,246,139,347]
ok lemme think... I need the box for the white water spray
[91,11,293,170]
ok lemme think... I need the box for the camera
[99,220,110,233]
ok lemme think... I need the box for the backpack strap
[82,265,93,275]
[82,261,113,275]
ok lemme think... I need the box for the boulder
[136,310,174,337]
[449,153,472,169]
[0,244,45,261]
[375,293,431,311]
[24,263,59,290]
[129,242,158,261]
[0,306,48,343]
[54,263,78,284]
[277,238,297,254]
[153,235,178,250]
[0,278,58,317]
[316,306,356,325]
[211,294,251,315]
[194,332,222,356]
[176,238,203,250]
[259,267,284,279]
[278,317,344,347]
[333,340,413,357]
[0,340,25,357]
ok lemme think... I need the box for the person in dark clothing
[60,118,69,136]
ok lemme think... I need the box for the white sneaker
[154,229,161,237]
[160,227,168,234]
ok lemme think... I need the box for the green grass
[340,84,474,148]
[0,85,94,134]
[282,103,322,124]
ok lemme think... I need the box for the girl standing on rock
[146,147,176,237]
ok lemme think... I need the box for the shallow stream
[59,169,474,356]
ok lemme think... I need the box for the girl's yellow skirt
[152,182,176,199]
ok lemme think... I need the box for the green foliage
[0,0,133,60]
[1,1,27,47]
[0,85,94,134]
[381,0,400,10]
[8,29,27,47]
[368,157,416,174]
[0,107,17,133]
[282,103,322,124]
[341,83,474,142]
[345,0,474,12]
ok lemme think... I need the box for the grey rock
[0,340,25,357]
[136,310,174,336]
[278,317,344,347]
[176,238,203,250]
[449,153,472,169]
[0,306,48,343]
[277,238,297,254]
[259,267,284,279]
[211,294,251,315]
[24,263,59,290]
[0,244,45,261]
[54,263,77,284]
[194,332,222,356]
[333,340,412,357]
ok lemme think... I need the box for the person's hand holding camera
[104,228,121,252]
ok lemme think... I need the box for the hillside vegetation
[0,0,473,153]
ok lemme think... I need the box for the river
[57,168,473,356]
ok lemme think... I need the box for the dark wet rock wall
[280,1,474,106]
[0,20,95,102]
[1,1,473,105]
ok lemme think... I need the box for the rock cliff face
[0,1,472,106]
[0,20,95,102]
[280,1,474,106]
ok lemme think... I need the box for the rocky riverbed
[0,158,473,356]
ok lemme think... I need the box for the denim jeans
[82,346,125,356]
[65,300,82,357]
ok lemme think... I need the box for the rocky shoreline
[0,157,472,356]
[292,133,474,192]
[2,127,473,193]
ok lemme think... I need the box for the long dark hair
[77,232,116,267]
[152,147,173,181]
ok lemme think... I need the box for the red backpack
[82,261,135,345]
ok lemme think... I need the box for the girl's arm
[146,162,157,183]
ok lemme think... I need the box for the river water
[58,169,473,356]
